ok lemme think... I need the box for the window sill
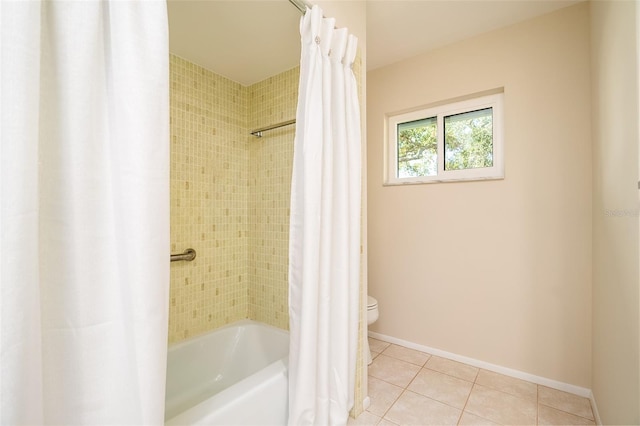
[383,175,505,186]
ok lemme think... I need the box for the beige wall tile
[169,61,299,340]
[247,66,299,330]
[169,54,249,343]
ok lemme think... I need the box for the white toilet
[366,296,379,365]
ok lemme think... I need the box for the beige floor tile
[381,344,430,366]
[465,384,537,425]
[424,356,479,382]
[349,411,382,426]
[457,412,500,426]
[407,368,472,409]
[384,391,461,426]
[538,386,594,420]
[367,376,404,417]
[378,419,398,426]
[369,338,391,353]
[369,354,421,388]
[538,404,596,425]
[475,369,537,401]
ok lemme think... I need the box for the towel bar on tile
[171,248,196,262]
[250,119,296,137]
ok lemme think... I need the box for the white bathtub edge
[166,357,289,426]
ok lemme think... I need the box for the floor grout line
[537,401,597,422]
[376,387,408,423]
[373,347,480,385]
[456,375,476,425]
[366,338,594,426]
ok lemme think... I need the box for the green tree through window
[387,92,503,184]
[397,117,437,177]
[444,108,493,171]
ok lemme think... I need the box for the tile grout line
[368,350,428,424]
[537,401,597,423]
[381,354,425,420]
[370,339,592,425]
[372,353,480,391]
[398,354,487,420]
[460,368,481,423]
[456,381,474,425]
[538,384,596,422]
[457,369,498,426]
[371,347,493,421]
[375,387,407,424]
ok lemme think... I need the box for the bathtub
[165,320,289,425]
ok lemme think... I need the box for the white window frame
[385,92,504,185]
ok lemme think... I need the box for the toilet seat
[367,296,378,310]
[366,296,379,366]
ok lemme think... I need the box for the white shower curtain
[1,1,169,424]
[288,6,362,426]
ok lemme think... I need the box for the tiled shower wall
[169,55,249,343]
[247,67,299,329]
[168,53,366,417]
[169,55,297,341]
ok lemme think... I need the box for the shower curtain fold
[0,1,170,424]
[288,6,361,426]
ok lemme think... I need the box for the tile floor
[349,338,596,426]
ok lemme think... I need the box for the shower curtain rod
[247,1,307,138]
[248,0,319,138]
[250,119,296,137]
[288,0,311,14]
[248,0,321,139]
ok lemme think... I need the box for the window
[386,92,504,185]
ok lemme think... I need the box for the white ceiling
[168,0,302,86]
[168,0,583,86]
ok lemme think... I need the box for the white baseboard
[368,331,594,400]
[588,390,602,425]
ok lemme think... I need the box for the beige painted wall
[367,3,592,387]
[590,0,640,422]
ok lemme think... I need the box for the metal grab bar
[171,248,196,262]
